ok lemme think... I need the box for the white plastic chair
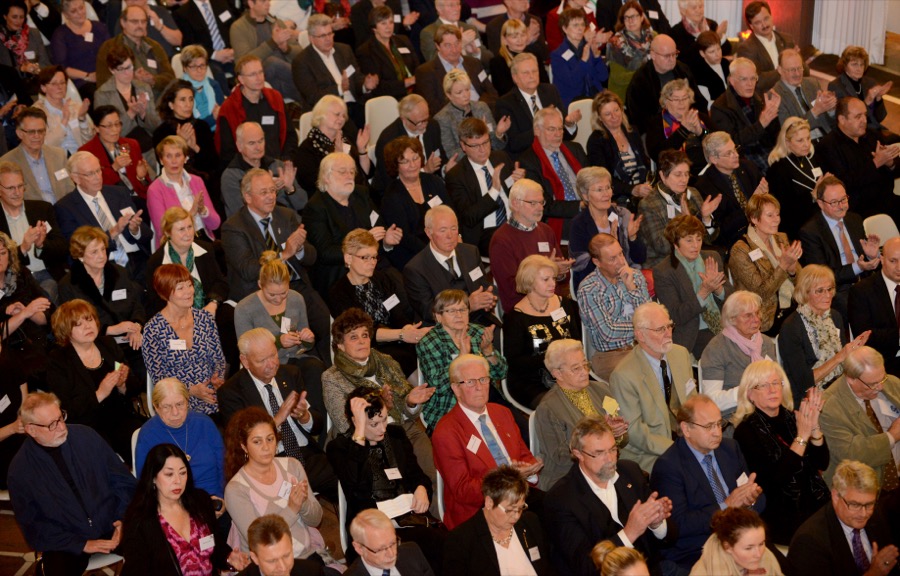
[131,429,141,476]
[146,373,155,417]
[0,489,9,501]
[84,553,123,574]
[297,29,310,49]
[299,111,313,142]
[501,378,533,415]
[528,412,539,455]
[568,98,593,151]
[337,481,349,552]
[172,52,215,81]
[863,213,900,246]
[435,470,445,521]
[365,96,399,154]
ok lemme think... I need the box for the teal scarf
[168,243,205,308]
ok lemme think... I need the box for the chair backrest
[435,469,445,521]
[297,29,310,49]
[568,98,593,151]
[131,428,141,476]
[146,373,156,417]
[528,412,539,455]
[501,378,534,415]
[337,481,349,552]
[299,111,313,142]
[365,96,400,153]
[863,213,900,246]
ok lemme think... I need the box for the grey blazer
[0,145,74,203]
[772,78,835,138]
[533,380,628,490]
[610,343,695,473]
[93,78,162,137]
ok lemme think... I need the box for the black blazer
[355,35,420,101]
[788,501,899,576]
[817,128,898,219]
[326,268,416,330]
[402,241,490,323]
[495,83,571,157]
[850,272,900,375]
[695,159,761,249]
[692,57,730,104]
[670,18,731,67]
[625,60,707,133]
[349,0,403,46]
[779,308,848,401]
[414,55,497,117]
[518,142,586,221]
[798,210,868,290]
[0,199,68,280]
[219,205,317,301]
[645,109,712,178]
[710,88,780,159]
[544,460,676,576]
[173,0,234,54]
[373,117,446,195]
[145,240,229,315]
[58,261,147,332]
[218,364,325,443]
[381,173,450,270]
[120,488,231,576]
[294,127,370,195]
[766,154,821,240]
[443,509,556,576]
[489,52,550,97]
[586,127,650,206]
[291,43,366,112]
[445,150,515,252]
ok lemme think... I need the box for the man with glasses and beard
[650,394,765,571]
[8,392,136,576]
[544,416,676,576]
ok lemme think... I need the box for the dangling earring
[243,451,248,461]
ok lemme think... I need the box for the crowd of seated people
[5,0,900,574]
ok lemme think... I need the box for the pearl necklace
[492,527,514,547]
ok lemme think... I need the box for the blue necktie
[264,384,304,464]
[551,151,577,201]
[479,414,509,466]
[483,166,506,225]
[702,453,727,504]
[852,528,870,573]
[200,0,226,52]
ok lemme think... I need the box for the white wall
[887,0,900,34]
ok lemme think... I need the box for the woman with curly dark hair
[152,79,218,181]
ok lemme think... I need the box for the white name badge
[737,472,749,487]
[0,394,10,413]
[261,115,276,125]
[397,46,411,55]
[393,14,401,23]
[504,176,514,189]
[648,10,659,19]
[383,293,400,311]
[666,205,677,219]
[469,267,484,281]
[384,467,403,480]
[54,168,69,181]
[812,166,823,179]
[529,547,541,562]
[370,210,379,227]
[608,211,619,223]
[342,142,352,154]
[169,339,187,350]
[24,50,35,60]
[111,288,127,301]
[427,195,443,208]
[199,534,215,552]
[84,32,94,42]
[219,10,232,22]
[277,480,292,499]
[561,49,574,61]
[281,316,292,334]
[120,207,135,217]
[44,221,52,233]
[147,59,158,69]
[748,248,764,262]
[538,241,550,252]
[478,70,487,82]
[550,307,567,321]
[487,123,494,132]
[345,64,356,77]
[466,435,482,454]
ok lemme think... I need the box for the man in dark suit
[218,328,336,499]
[290,14,374,124]
[650,394,765,570]
[219,168,331,364]
[485,0,548,61]
[56,151,152,283]
[850,237,900,377]
[445,118,523,253]
[414,25,497,116]
[403,205,497,324]
[372,94,448,197]
[0,161,68,300]
[544,416,676,576]
[346,509,436,575]
[518,107,585,238]
[173,0,236,79]
[799,175,881,320]
[240,514,326,576]
[695,131,764,250]
[626,34,707,134]
[735,1,797,92]
[788,460,899,576]
[774,48,836,143]
[494,52,578,157]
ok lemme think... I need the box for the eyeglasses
[751,380,782,391]
[352,254,378,262]
[0,182,26,192]
[782,66,803,74]
[812,286,836,296]
[73,168,103,178]
[640,322,675,334]
[462,139,490,149]
[405,117,429,128]
[562,362,591,374]
[717,146,741,158]
[456,376,490,388]
[18,128,47,136]
[652,49,679,60]
[623,12,642,20]
[667,94,692,103]
[839,494,876,513]
[186,62,208,70]
[858,374,888,390]
[359,537,401,555]
[397,156,421,165]
[541,126,564,134]
[45,80,67,87]
[688,419,729,431]
[497,502,528,517]
[820,196,849,207]
[98,121,123,129]
[114,64,135,72]
[29,410,67,431]
[311,31,334,39]
[157,400,187,413]
[734,75,759,83]
[518,198,546,207]
[441,307,469,316]
[579,445,618,459]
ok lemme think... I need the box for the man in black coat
[626,34,707,134]
[799,175,881,321]
[544,416,676,576]
[849,237,900,377]
[218,328,336,500]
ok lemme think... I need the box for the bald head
[883,237,900,284]
[650,35,678,74]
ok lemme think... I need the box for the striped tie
[93,198,111,231]
[703,453,727,504]
[483,166,506,225]
[260,217,277,252]
[200,0,226,52]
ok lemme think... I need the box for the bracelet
[810,435,824,442]
[794,436,807,446]
[351,434,365,443]
[398,330,405,342]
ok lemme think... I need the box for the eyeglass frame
[639,321,675,334]
[497,502,529,517]
[838,493,876,513]
[455,376,491,388]
[28,410,68,432]
[687,419,730,431]
[819,195,850,208]
[358,536,401,555]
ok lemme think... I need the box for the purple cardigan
[147,171,221,248]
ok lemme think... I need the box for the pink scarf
[722,325,764,362]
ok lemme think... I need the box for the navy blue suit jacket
[54,185,151,249]
[650,437,765,567]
